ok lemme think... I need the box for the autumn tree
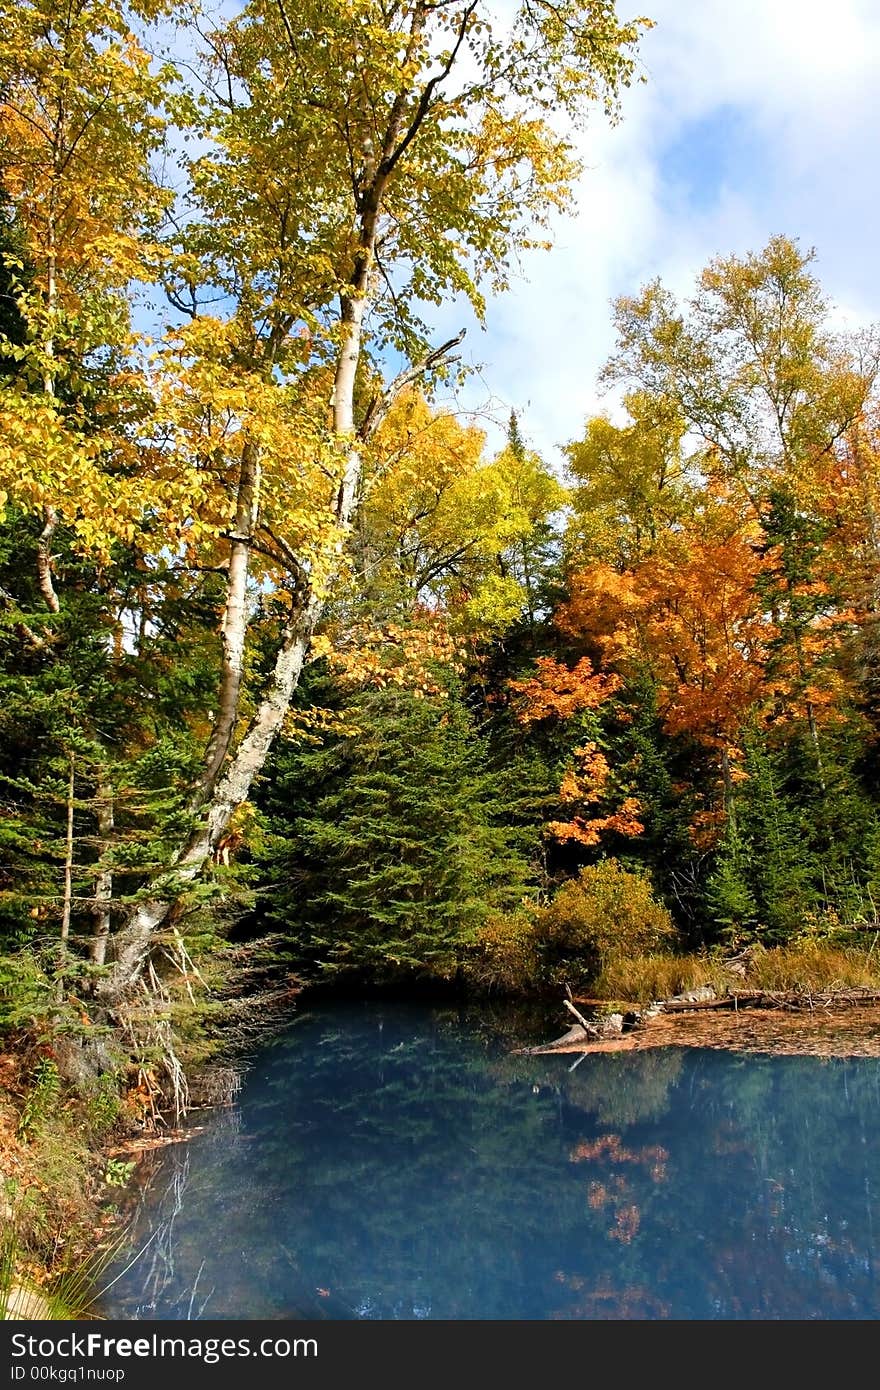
[600,238,880,762]
[564,390,692,569]
[604,237,878,496]
[327,389,564,681]
[87,0,650,995]
[0,0,651,995]
[536,237,880,940]
[0,0,176,598]
[809,412,880,715]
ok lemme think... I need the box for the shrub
[0,952,55,1035]
[534,860,678,989]
[16,1058,60,1143]
[463,912,542,994]
[464,862,679,996]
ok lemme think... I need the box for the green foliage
[103,1157,135,1187]
[258,679,534,981]
[16,1057,60,1142]
[705,824,760,941]
[82,1073,122,1138]
[701,727,880,943]
[465,859,679,995]
[0,951,55,1033]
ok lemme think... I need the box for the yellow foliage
[364,389,564,634]
[534,861,678,985]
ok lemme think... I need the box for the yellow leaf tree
[3,0,651,995]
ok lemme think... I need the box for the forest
[2,0,880,1304]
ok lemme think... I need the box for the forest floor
[0,1047,124,1318]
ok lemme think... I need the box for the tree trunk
[99,293,370,999]
[89,778,114,967]
[720,744,736,831]
[36,506,60,614]
[97,588,322,999]
[56,753,75,1003]
[38,215,61,613]
[191,441,261,809]
[96,71,456,997]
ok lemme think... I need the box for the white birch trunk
[192,441,261,807]
[97,11,453,996]
[98,592,322,997]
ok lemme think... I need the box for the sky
[436,0,880,467]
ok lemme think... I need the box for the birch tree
[101,0,650,996]
[1,0,650,996]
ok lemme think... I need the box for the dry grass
[590,940,880,1005]
[0,1049,125,1318]
[592,952,731,1005]
[747,941,880,992]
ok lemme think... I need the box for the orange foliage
[548,798,644,847]
[609,1204,641,1243]
[318,613,460,696]
[561,517,773,750]
[548,742,643,847]
[509,656,621,725]
[550,1276,671,1319]
[559,743,611,804]
[570,1135,668,1167]
[687,806,728,849]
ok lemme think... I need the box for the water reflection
[104,1002,880,1320]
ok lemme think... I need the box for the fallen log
[563,997,594,1031]
[666,988,880,1012]
[660,993,761,1012]
[518,1023,591,1055]
[514,985,880,1057]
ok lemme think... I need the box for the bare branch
[360,328,466,440]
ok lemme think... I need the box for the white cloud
[451,0,880,468]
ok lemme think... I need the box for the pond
[102,1001,880,1320]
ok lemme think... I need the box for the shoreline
[521,999,880,1059]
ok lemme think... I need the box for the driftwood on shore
[659,986,880,1012]
[515,984,880,1055]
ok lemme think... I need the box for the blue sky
[435,0,880,465]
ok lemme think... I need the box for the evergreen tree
[258,679,533,982]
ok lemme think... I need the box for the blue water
[103,1002,880,1320]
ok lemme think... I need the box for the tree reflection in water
[104,1003,880,1320]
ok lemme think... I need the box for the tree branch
[359,328,466,440]
[381,0,478,176]
[0,585,53,650]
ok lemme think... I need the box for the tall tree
[91,0,650,995]
[604,236,879,498]
[259,681,532,981]
[0,0,174,593]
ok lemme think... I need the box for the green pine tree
[258,679,533,982]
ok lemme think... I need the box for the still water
[103,1002,880,1320]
